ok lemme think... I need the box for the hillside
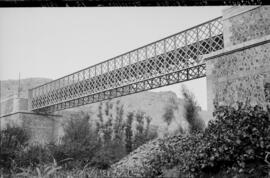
[0,78,52,99]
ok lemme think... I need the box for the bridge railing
[29,17,223,112]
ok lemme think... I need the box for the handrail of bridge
[29,16,223,112]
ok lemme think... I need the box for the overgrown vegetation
[0,125,29,170]
[0,100,158,176]
[1,88,270,177]
[149,103,270,178]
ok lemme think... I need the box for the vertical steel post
[164,39,167,73]
[196,27,199,61]
[209,22,212,52]
[173,35,177,68]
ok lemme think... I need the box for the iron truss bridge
[30,17,224,113]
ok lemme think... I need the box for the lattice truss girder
[30,17,223,113]
[34,64,206,113]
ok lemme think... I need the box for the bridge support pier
[0,96,63,145]
[205,6,270,114]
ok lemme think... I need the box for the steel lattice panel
[30,17,224,113]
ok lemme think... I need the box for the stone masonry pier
[205,6,270,114]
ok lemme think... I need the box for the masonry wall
[0,96,28,115]
[0,96,64,145]
[206,6,270,114]
[1,112,63,144]
[1,98,14,115]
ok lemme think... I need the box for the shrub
[0,125,29,170]
[90,145,116,170]
[147,133,203,177]
[15,145,52,168]
[148,104,270,178]
[194,104,270,176]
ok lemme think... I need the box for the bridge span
[29,17,223,113]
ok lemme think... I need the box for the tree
[103,101,113,144]
[125,112,134,154]
[181,85,205,134]
[163,105,174,126]
[96,102,104,142]
[59,112,99,168]
[113,100,125,145]
[163,96,184,135]
[92,100,126,168]
[133,111,145,149]
[63,113,94,144]
[144,116,151,138]
[133,111,158,149]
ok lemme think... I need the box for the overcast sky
[0,7,225,110]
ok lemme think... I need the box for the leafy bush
[147,133,203,177]
[0,125,29,170]
[148,104,270,178]
[90,145,116,169]
[194,104,270,177]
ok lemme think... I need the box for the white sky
[0,7,225,110]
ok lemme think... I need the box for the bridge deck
[30,17,223,113]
